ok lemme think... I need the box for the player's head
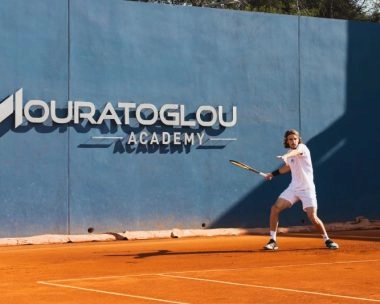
[283,129,303,149]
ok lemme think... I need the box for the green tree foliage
[138,0,380,23]
[370,0,380,21]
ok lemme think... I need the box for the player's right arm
[265,164,290,180]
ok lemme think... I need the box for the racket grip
[259,172,267,177]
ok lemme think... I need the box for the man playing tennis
[263,129,339,250]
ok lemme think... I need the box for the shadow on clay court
[105,247,329,259]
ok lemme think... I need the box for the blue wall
[0,0,379,237]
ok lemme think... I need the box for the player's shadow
[105,247,327,259]
[210,20,380,229]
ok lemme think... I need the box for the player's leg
[304,207,327,234]
[269,198,292,232]
[264,198,292,250]
[305,207,339,249]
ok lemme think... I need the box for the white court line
[37,281,188,304]
[160,274,380,303]
[39,259,380,283]
[37,259,380,303]
[42,273,161,283]
[161,259,380,275]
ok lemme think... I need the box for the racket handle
[259,172,267,177]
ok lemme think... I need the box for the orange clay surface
[1,230,379,304]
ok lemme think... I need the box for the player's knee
[307,213,320,225]
[270,205,277,213]
[271,204,282,214]
[272,199,291,213]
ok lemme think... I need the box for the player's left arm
[277,145,304,162]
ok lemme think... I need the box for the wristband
[271,169,280,176]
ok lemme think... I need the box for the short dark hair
[283,129,303,148]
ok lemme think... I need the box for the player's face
[286,134,299,149]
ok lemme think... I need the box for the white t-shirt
[285,143,315,191]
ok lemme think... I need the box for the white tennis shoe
[325,239,339,250]
[263,239,278,250]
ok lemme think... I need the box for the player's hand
[264,173,273,181]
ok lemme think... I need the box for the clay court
[1,230,379,303]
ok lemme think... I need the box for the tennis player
[263,129,339,250]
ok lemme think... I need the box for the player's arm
[265,164,290,180]
[277,149,303,162]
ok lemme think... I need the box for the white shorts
[279,186,317,211]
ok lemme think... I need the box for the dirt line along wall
[0,0,379,237]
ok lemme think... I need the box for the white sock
[270,230,277,241]
[322,234,329,241]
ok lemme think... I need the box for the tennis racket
[229,160,267,177]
